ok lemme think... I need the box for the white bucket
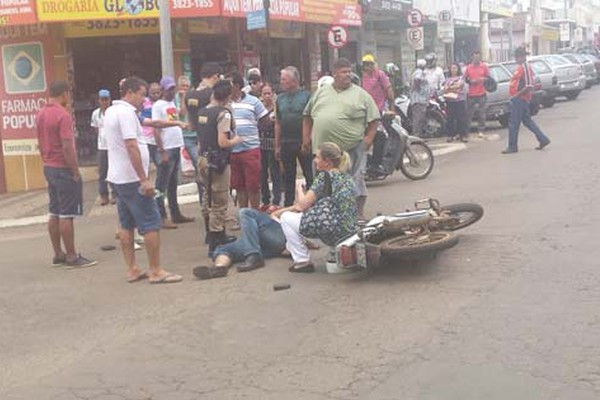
[325,260,352,274]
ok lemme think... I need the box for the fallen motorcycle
[331,199,484,271]
[366,112,434,182]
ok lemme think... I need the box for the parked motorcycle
[394,95,447,138]
[366,112,434,181]
[331,199,484,271]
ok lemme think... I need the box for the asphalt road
[2,88,600,400]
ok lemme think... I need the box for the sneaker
[134,242,142,251]
[65,254,98,269]
[51,255,67,267]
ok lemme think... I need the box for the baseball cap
[247,67,261,78]
[160,76,176,91]
[514,46,530,57]
[362,54,376,63]
[98,89,111,98]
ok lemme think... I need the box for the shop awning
[221,0,362,26]
[0,0,37,26]
[33,0,361,25]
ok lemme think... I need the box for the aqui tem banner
[36,0,220,21]
[0,0,38,26]
[0,24,53,142]
[222,0,361,25]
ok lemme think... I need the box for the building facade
[0,0,362,193]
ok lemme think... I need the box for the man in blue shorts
[104,76,182,284]
[36,81,97,269]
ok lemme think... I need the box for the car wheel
[541,97,556,108]
[498,114,509,128]
[565,90,581,100]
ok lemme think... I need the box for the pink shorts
[230,148,261,192]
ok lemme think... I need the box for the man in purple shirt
[361,54,394,177]
[361,54,394,112]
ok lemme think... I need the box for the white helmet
[317,75,334,88]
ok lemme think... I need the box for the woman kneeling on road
[274,142,358,273]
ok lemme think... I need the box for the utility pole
[159,0,174,77]
[264,0,272,82]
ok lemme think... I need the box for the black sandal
[289,262,315,273]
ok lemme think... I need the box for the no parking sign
[327,25,348,48]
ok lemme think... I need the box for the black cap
[514,46,530,57]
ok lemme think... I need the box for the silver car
[486,63,513,127]
[530,54,584,100]
[562,53,597,88]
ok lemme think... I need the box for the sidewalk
[0,137,493,229]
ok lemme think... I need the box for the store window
[69,35,161,163]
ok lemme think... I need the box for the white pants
[280,211,310,264]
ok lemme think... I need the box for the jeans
[147,144,160,167]
[260,149,282,206]
[347,141,367,197]
[411,102,428,137]
[281,144,313,206]
[155,148,181,219]
[213,208,286,262]
[446,100,468,138]
[97,149,112,197]
[183,136,203,205]
[467,95,487,131]
[507,97,550,151]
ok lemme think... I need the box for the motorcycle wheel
[422,110,446,138]
[380,231,459,258]
[398,143,434,180]
[438,203,484,231]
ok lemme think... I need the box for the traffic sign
[407,8,423,27]
[327,25,348,48]
[247,10,267,31]
[438,10,454,43]
[406,27,424,50]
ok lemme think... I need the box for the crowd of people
[35,47,550,283]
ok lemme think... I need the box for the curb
[0,142,469,229]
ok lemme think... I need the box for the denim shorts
[112,181,162,235]
[44,166,83,218]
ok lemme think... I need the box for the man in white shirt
[91,89,114,205]
[104,76,182,284]
[152,76,194,228]
[424,53,446,94]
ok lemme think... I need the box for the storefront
[0,0,362,193]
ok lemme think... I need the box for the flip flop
[149,272,183,284]
[127,271,148,283]
[289,262,315,273]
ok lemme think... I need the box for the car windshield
[502,63,518,73]
[545,56,569,66]
[562,54,579,64]
[530,60,552,74]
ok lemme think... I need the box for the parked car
[561,53,597,88]
[504,60,556,109]
[579,54,600,83]
[529,54,585,100]
[486,63,512,127]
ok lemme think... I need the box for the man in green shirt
[275,65,313,207]
[302,58,380,220]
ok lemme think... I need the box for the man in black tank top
[195,80,243,256]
